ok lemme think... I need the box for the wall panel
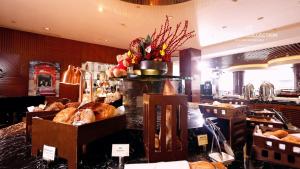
[0,27,126,100]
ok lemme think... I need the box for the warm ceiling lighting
[98,5,104,12]
[44,27,50,31]
[121,0,191,5]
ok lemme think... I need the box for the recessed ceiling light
[98,5,104,12]
[222,26,227,29]
[105,39,109,42]
[44,27,50,31]
[257,17,264,20]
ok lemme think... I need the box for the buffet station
[1,16,300,169]
[0,17,230,169]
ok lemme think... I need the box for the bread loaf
[53,107,77,124]
[79,109,95,124]
[281,135,300,144]
[189,161,215,169]
[94,103,116,120]
[45,102,65,111]
[263,130,288,139]
[211,162,227,169]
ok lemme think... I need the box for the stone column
[293,63,300,90]
[179,48,201,101]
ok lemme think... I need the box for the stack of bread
[52,102,118,125]
[262,129,300,144]
[30,102,66,112]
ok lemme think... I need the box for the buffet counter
[205,97,300,128]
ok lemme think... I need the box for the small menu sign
[197,134,208,146]
[42,145,56,161]
[112,144,130,157]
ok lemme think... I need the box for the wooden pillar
[179,48,201,101]
[293,63,300,90]
[233,71,244,95]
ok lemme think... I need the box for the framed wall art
[28,61,60,97]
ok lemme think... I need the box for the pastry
[281,135,300,144]
[53,107,77,124]
[263,130,288,139]
[189,161,215,169]
[45,102,65,111]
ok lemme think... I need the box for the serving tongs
[271,109,299,131]
[204,119,235,164]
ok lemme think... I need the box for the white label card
[266,141,272,147]
[293,147,300,154]
[279,144,286,150]
[112,144,130,157]
[42,145,56,161]
[221,110,226,115]
[197,134,208,146]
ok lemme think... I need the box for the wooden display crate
[253,126,300,168]
[31,113,126,169]
[199,103,247,120]
[143,93,188,162]
[247,116,283,129]
[199,104,247,150]
[26,111,59,142]
[249,109,275,118]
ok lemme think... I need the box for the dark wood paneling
[0,27,126,100]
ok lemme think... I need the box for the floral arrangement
[107,16,195,77]
[128,15,196,63]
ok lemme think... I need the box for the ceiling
[206,42,300,69]
[0,0,300,58]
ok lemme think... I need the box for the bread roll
[45,102,65,111]
[53,107,77,124]
[263,130,288,139]
[281,135,300,144]
[189,161,215,169]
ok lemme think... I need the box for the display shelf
[119,75,187,130]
